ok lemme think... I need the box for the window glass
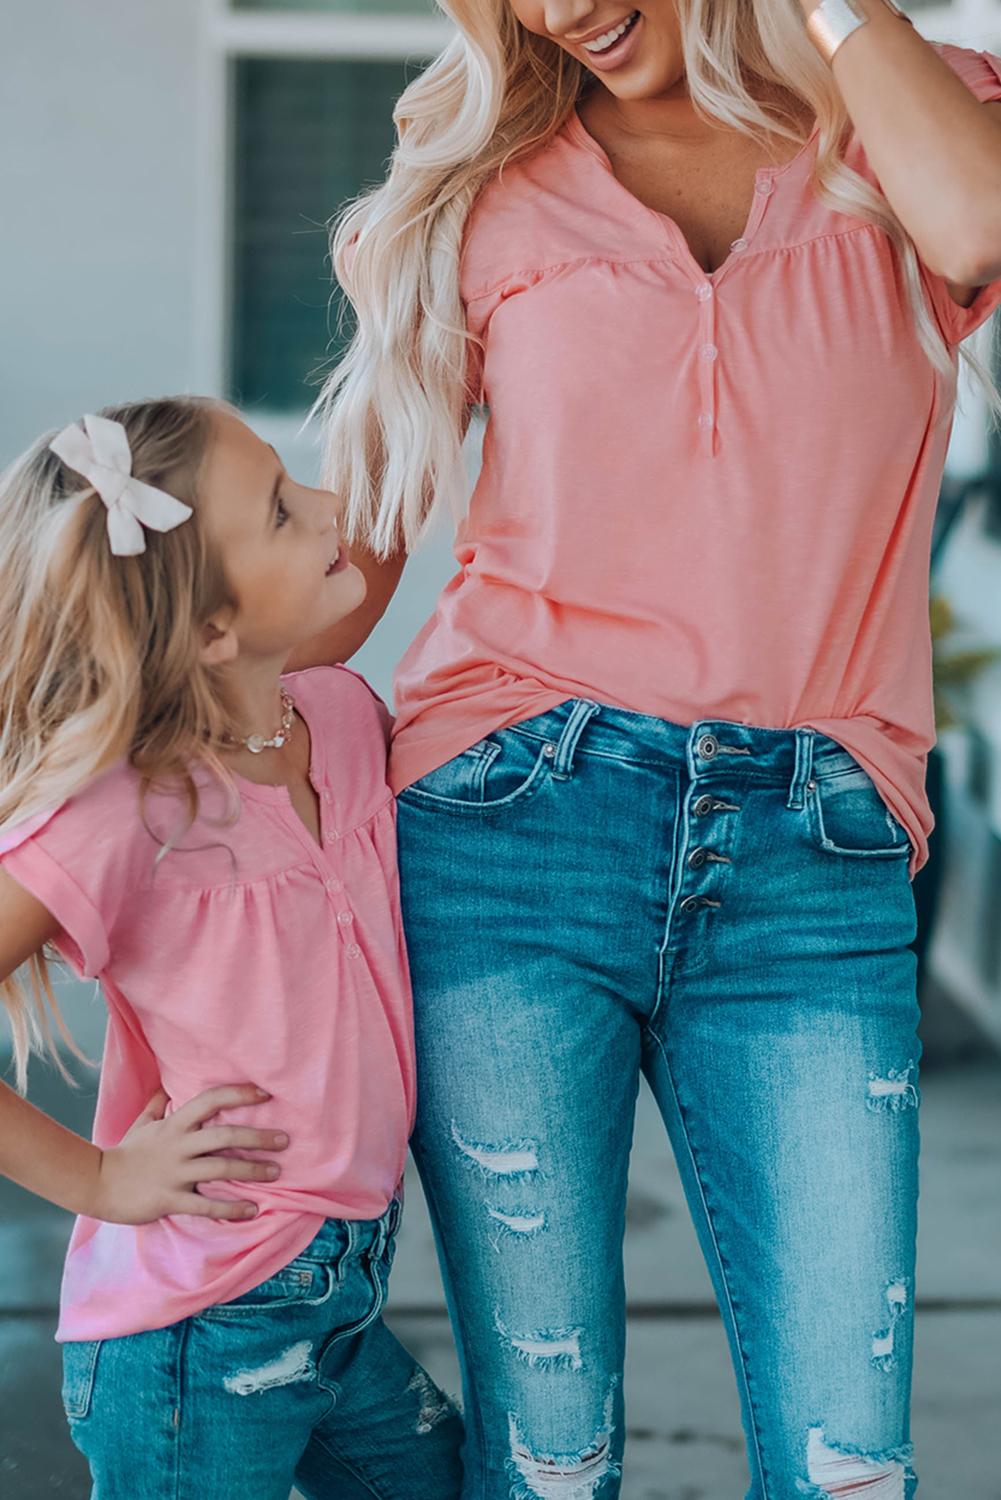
[230,56,411,412]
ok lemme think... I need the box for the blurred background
[1,1,1000,1496]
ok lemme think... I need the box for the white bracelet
[807,0,912,67]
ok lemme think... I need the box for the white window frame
[192,0,454,403]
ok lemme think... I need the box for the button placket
[675,738,747,925]
[694,280,718,454]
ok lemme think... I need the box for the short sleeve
[328,664,394,743]
[921,47,1001,345]
[462,286,506,405]
[0,768,148,979]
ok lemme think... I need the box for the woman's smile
[578,9,642,68]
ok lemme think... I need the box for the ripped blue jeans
[61,1207,463,1499]
[396,702,921,1500]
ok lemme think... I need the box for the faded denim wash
[61,1206,463,1499]
[396,701,921,1500]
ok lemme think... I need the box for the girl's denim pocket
[197,1258,336,1321]
[62,1339,101,1421]
[808,751,911,859]
[399,728,551,815]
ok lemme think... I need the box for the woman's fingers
[170,1084,272,1131]
[186,1124,289,1157]
[187,1157,281,1185]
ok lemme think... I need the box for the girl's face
[508,0,685,101]
[199,413,366,665]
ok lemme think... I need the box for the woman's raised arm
[801,0,1001,290]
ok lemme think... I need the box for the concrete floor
[0,986,998,1499]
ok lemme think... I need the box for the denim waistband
[296,1197,401,1266]
[507,699,853,809]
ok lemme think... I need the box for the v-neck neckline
[229,678,328,850]
[564,109,819,283]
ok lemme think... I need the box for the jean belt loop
[371,1214,386,1262]
[551,700,601,782]
[383,1197,400,1248]
[787,728,816,811]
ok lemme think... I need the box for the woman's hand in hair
[800,0,1001,292]
[92,1084,290,1224]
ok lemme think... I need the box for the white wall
[0,0,202,463]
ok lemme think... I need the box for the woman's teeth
[583,11,639,54]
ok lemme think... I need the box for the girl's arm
[0,870,288,1223]
[799,0,1001,290]
[288,545,408,670]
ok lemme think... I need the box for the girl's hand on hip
[93,1084,290,1224]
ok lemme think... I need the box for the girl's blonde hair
[0,395,236,1089]
[318,0,990,557]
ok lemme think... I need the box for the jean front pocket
[62,1339,101,1421]
[399,729,551,815]
[198,1259,336,1322]
[808,755,911,859]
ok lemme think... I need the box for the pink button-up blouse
[390,45,1001,873]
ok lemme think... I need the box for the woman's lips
[579,10,643,72]
[326,548,348,576]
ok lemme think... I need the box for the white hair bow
[49,413,193,557]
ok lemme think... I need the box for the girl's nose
[312,488,338,535]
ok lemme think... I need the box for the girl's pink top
[0,667,415,1341]
[390,46,1001,873]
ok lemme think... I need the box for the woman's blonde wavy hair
[0,395,237,1090]
[318,0,988,557]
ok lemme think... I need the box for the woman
[310,3,1001,1495]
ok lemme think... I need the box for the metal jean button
[680,895,702,914]
[688,847,709,870]
[696,734,719,761]
[693,794,715,817]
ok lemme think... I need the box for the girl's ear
[200,611,238,667]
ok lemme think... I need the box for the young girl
[0,396,463,1498]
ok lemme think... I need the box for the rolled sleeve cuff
[2,841,109,978]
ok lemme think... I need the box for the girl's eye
[276,498,290,529]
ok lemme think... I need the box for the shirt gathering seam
[463,252,682,305]
[463,222,896,307]
[148,795,397,894]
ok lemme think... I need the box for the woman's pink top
[0,667,415,1341]
[390,45,1001,872]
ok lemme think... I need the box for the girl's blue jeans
[396,701,921,1500]
[61,1205,463,1499]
